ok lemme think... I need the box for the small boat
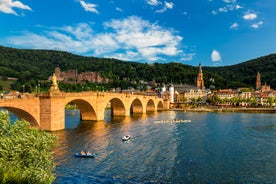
[75,152,96,157]
[122,135,131,141]
[154,119,192,124]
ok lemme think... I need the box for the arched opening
[131,98,143,114]
[109,98,126,117]
[65,99,96,129]
[146,99,155,112]
[157,101,164,110]
[0,107,39,127]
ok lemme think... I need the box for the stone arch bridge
[0,91,165,131]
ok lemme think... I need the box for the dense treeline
[205,54,276,89]
[0,45,275,92]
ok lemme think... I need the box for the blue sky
[0,0,275,66]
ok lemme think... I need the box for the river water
[52,110,276,183]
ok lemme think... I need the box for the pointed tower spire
[199,62,202,73]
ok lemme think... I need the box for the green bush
[0,111,57,184]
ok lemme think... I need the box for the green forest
[0,45,275,92]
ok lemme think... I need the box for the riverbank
[170,107,276,113]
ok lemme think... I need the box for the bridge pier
[113,108,130,117]
[39,92,65,131]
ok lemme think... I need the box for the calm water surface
[52,110,276,183]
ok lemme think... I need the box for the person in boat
[86,151,92,155]
[80,150,85,155]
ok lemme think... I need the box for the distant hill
[204,54,276,89]
[0,45,275,90]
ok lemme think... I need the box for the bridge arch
[131,98,144,114]
[146,99,155,112]
[66,99,97,121]
[157,101,164,110]
[109,98,126,116]
[1,107,39,127]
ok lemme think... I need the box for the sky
[0,0,275,66]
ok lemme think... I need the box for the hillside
[0,45,275,91]
[205,54,276,89]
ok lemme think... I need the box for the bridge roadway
[0,91,165,131]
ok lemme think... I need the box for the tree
[267,97,274,107]
[248,97,258,107]
[207,94,221,105]
[197,97,202,103]
[0,111,57,184]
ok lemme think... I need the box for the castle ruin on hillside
[49,67,109,84]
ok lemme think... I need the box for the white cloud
[164,1,174,9]
[223,0,236,3]
[4,16,184,63]
[147,0,174,13]
[230,22,238,30]
[0,0,31,15]
[103,16,182,61]
[235,5,242,9]
[211,50,221,62]
[80,0,99,14]
[156,1,174,13]
[243,12,257,20]
[218,4,242,13]
[212,10,217,15]
[106,51,142,62]
[180,53,195,62]
[251,21,263,29]
[218,7,227,13]
[212,0,242,15]
[146,0,161,6]
[115,7,123,12]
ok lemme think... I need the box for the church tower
[196,63,205,90]
[256,72,261,90]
